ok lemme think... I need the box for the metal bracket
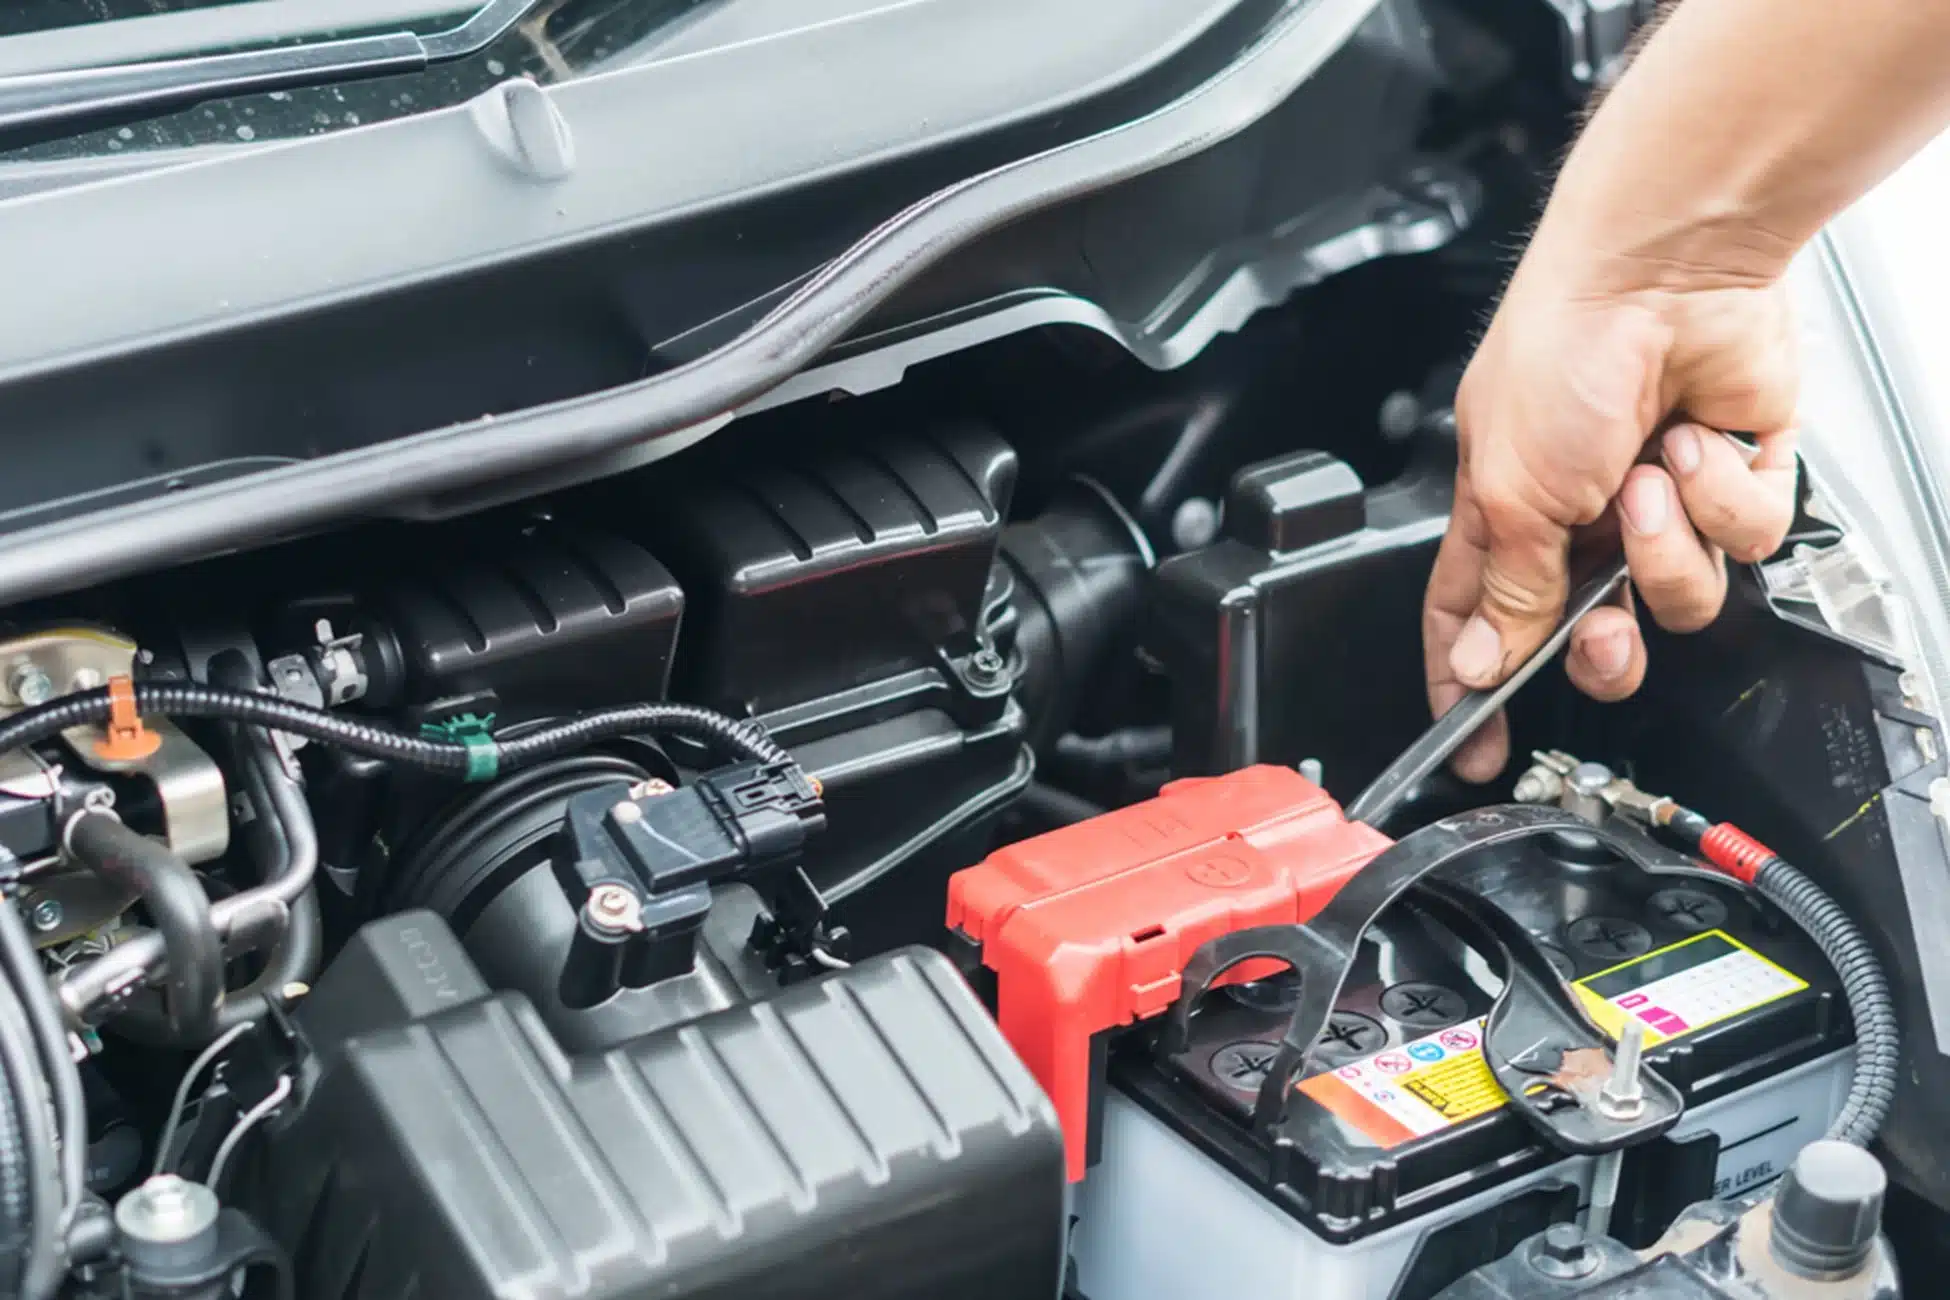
[0,627,229,863]
[1163,805,1720,1140]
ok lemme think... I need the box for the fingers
[1449,480,1572,690]
[1565,602,1646,701]
[1425,489,1511,783]
[1619,464,1727,632]
[1659,423,1797,564]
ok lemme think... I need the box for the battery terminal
[1513,750,1677,829]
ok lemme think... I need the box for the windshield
[0,0,706,163]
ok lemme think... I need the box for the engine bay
[0,3,1937,1299]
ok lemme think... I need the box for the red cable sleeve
[1700,822,1774,884]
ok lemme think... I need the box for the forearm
[1533,0,1950,292]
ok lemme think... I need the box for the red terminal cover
[946,765,1391,1180]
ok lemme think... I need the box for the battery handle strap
[1163,805,1727,1145]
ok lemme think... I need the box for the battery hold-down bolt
[1586,1018,1647,1239]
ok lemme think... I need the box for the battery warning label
[1298,930,1807,1149]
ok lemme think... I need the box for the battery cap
[1769,1140,1885,1280]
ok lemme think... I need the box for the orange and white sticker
[1298,930,1805,1149]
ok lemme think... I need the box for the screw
[583,884,643,935]
[1589,1148,1624,1240]
[1297,757,1325,786]
[7,662,52,708]
[968,647,1006,686]
[68,667,103,693]
[27,898,61,933]
[1597,1018,1646,1120]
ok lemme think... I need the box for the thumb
[1449,499,1571,689]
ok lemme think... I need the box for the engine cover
[255,913,1065,1300]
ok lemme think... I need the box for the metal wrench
[1344,556,1631,826]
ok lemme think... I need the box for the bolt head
[1170,496,1221,550]
[116,1174,219,1248]
[27,898,62,933]
[1530,1222,1600,1279]
[1568,761,1615,796]
[584,884,643,935]
[610,800,643,825]
[7,662,52,707]
[969,648,1006,682]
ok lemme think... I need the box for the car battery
[946,765,1392,1180]
[1067,823,1855,1300]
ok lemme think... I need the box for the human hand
[1423,247,1801,783]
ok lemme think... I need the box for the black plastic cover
[372,526,684,718]
[258,912,1065,1300]
[644,422,1017,715]
[1145,447,1449,800]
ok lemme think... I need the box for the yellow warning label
[1400,1051,1505,1122]
[1299,928,1808,1149]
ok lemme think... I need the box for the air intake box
[255,913,1065,1300]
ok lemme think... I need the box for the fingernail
[1450,615,1502,687]
[1664,425,1702,476]
[1623,474,1670,535]
[1583,628,1632,678]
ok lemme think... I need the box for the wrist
[1522,99,1805,300]
[1524,182,1799,303]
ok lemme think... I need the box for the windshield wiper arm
[0,0,539,137]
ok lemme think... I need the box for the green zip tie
[420,713,500,783]
[459,732,499,782]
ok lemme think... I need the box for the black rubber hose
[0,900,82,1225]
[65,813,222,1045]
[0,684,785,776]
[1019,782,1108,829]
[1754,856,1899,1147]
[0,983,60,1300]
[106,723,323,1047]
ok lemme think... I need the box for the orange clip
[94,675,161,762]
